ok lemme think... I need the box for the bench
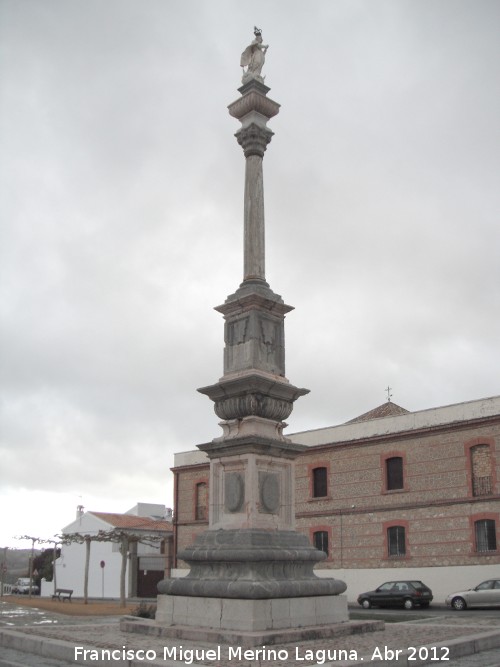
[52,588,73,602]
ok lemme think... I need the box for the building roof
[90,512,172,532]
[172,394,500,467]
[291,394,500,448]
[346,401,410,423]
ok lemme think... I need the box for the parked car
[446,579,500,610]
[12,577,39,595]
[357,580,433,610]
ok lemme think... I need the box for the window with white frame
[312,467,328,498]
[475,519,497,552]
[385,456,404,491]
[387,525,406,557]
[313,530,329,556]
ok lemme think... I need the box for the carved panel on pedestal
[256,459,293,526]
[258,472,280,514]
[212,460,247,525]
[225,472,245,513]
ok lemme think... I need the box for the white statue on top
[240,27,268,84]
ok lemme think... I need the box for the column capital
[235,123,273,158]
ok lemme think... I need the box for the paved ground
[2,599,500,666]
[2,647,498,667]
[0,646,71,666]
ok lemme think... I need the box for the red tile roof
[90,512,172,532]
[346,401,410,424]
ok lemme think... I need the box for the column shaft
[244,155,265,281]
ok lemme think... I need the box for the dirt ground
[1,594,138,616]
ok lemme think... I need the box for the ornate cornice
[198,436,306,460]
[215,288,293,318]
[213,394,293,421]
[228,90,280,121]
[198,372,309,403]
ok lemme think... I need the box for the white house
[41,503,172,599]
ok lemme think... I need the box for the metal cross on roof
[386,385,392,402]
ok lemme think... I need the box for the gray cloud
[1,0,499,545]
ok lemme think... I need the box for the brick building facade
[170,395,500,602]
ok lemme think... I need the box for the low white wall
[171,568,188,579]
[40,578,55,598]
[170,564,500,605]
[317,564,500,604]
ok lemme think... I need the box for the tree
[84,536,91,604]
[16,535,40,599]
[56,532,97,605]
[59,528,164,607]
[97,529,163,608]
[32,547,60,587]
[16,536,65,596]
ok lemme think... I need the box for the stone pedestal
[156,593,349,633]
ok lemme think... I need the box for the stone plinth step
[120,616,384,648]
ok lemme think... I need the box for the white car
[446,579,500,610]
[12,577,39,595]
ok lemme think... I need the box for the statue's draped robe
[241,40,265,77]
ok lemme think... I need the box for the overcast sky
[1,0,499,550]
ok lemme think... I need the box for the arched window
[313,530,329,556]
[386,456,404,491]
[312,467,328,498]
[195,482,208,521]
[475,519,497,552]
[387,525,406,557]
[471,445,493,496]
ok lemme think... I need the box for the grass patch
[2,595,134,616]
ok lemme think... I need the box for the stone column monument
[156,28,348,641]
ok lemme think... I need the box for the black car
[357,580,433,610]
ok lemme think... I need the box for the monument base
[121,594,383,647]
[156,592,348,631]
[158,529,347,598]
